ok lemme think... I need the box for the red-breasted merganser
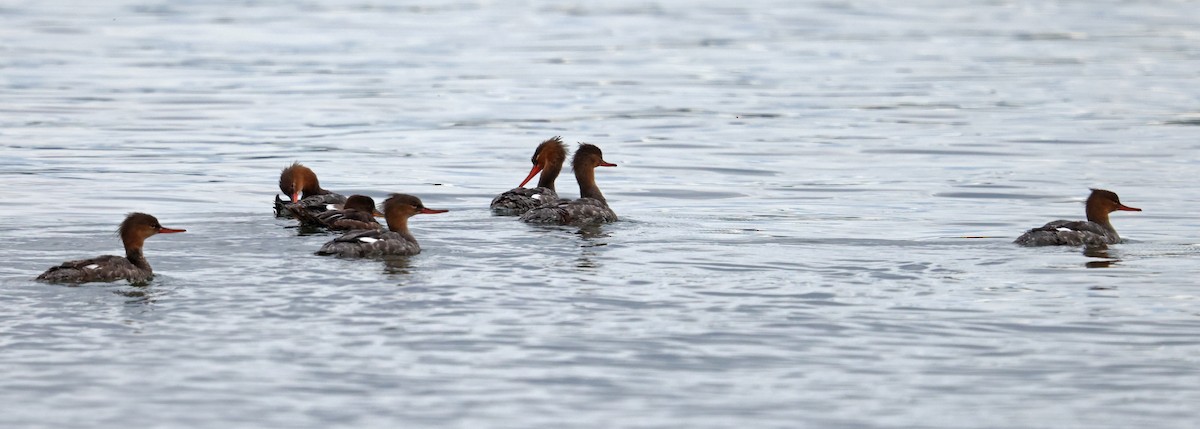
[520,143,617,225]
[274,162,347,217]
[37,213,185,284]
[316,193,447,257]
[1015,188,1141,246]
[491,136,568,216]
[290,194,383,231]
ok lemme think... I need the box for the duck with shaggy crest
[1015,188,1142,247]
[520,143,618,225]
[316,193,447,257]
[490,136,568,216]
[274,162,347,218]
[37,213,186,284]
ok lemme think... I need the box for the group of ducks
[36,138,620,284]
[34,137,1143,285]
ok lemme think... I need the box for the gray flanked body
[1014,220,1120,246]
[317,229,419,257]
[519,197,617,225]
[275,193,347,218]
[490,187,559,216]
[37,253,153,284]
[289,194,378,230]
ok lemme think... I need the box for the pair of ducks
[489,137,619,224]
[38,138,620,284]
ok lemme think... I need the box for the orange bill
[519,164,544,187]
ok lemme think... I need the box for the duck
[37,213,185,284]
[274,162,347,218]
[316,193,447,257]
[1015,188,1141,246]
[520,143,618,225]
[490,136,568,215]
[290,194,383,231]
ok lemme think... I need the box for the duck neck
[124,244,151,271]
[536,161,563,191]
[386,215,417,243]
[576,166,605,203]
[1086,205,1116,234]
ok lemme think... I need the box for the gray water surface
[2,1,1200,428]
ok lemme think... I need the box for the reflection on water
[576,226,609,270]
[575,226,610,241]
[1083,246,1121,268]
[381,255,412,275]
[575,250,600,271]
[1084,259,1119,269]
[114,285,162,305]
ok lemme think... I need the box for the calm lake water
[2,1,1199,428]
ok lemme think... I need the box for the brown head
[572,143,617,171]
[519,136,569,189]
[381,193,447,233]
[571,143,617,202]
[343,195,383,217]
[279,162,325,203]
[118,212,185,250]
[1085,188,1141,226]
